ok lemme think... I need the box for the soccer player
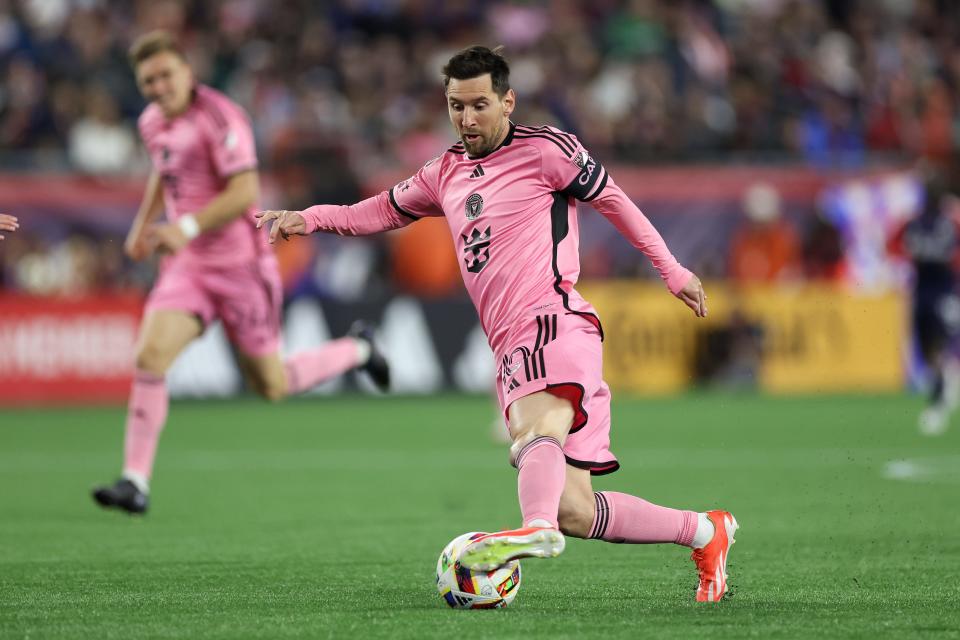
[91,31,389,515]
[0,213,17,240]
[898,174,960,435]
[258,46,738,602]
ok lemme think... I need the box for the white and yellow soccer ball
[436,532,522,609]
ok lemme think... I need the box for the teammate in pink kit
[258,46,738,602]
[92,31,389,516]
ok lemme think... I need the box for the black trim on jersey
[447,143,465,154]
[549,192,605,340]
[388,187,421,221]
[514,132,574,158]
[515,125,576,155]
[493,122,516,153]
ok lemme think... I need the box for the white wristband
[177,214,200,240]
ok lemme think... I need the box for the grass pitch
[0,393,957,639]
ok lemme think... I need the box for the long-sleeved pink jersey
[301,123,691,358]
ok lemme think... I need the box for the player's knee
[509,404,574,447]
[557,492,594,539]
[508,428,565,468]
[135,343,171,376]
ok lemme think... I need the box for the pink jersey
[301,123,692,358]
[139,84,266,267]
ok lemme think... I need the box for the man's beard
[463,133,489,157]
[462,122,503,158]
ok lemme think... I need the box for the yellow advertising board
[579,282,906,394]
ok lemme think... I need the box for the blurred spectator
[801,208,846,281]
[692,308,763,389]
[389,218,461,298]
[0,0,957,173]
[68,85,140,174]
[728,182,800,283]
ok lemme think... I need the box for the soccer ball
[436,532,522,609]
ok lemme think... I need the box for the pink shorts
[495,309,619,475]
[144,254,282,357]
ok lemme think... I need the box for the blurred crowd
[3,0,959,176]
[1,0,957,297]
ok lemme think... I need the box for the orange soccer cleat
[458,526,565,572]
[691,510,739,602]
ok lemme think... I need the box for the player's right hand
[255,210,307,243]
[123,231,151,261]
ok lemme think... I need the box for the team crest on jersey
[465,193,484,220]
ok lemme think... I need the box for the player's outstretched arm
[0,213,18,240]
[257,189,424,243]
[588,176,706,317]
[255,209,307,243]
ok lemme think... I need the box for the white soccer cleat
[458,526,565,571]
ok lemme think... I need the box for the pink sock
[284,338,362,394]
[588,491,698,546]
[515,436,566,528]
[122,370,169,480]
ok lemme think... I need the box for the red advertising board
[0,294,143,405]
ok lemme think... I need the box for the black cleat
[92,479,149,515]
[348,320,391,392]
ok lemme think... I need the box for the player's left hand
[676,274,707,318]
[0,213,18,240]
[148,223,190,255]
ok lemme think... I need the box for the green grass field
[1,393,958,639]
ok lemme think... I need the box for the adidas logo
[469,165,485,179]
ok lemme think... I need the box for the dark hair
[128,30,186,69]
[442,45,510,96]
